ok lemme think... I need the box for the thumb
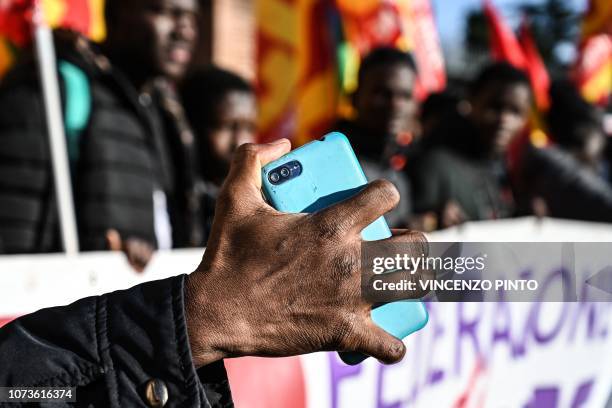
[349,317,406,364]
[224,139,291,194]
[106,229,123,252]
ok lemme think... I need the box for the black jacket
[516,145,612,222]
[0,35,202,253]
[0,275,233,407]
[409,113,514,221]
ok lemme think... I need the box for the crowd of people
[0,0,611,270]
[335,47,612,232]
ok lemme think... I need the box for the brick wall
[212,0,256,80]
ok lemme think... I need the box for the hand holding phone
[261,133,428,364]
[188,139,419,367]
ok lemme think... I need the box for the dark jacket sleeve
[521,146,612,222]
[410,149,448,215]
[0,68,57,254]
[0,274,233,407]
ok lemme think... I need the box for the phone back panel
[262,132,428,365]
[262,132,390,241]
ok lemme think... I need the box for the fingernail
[391,341,405,360]
[269,138,288,145]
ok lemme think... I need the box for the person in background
[180,65,257,241]
[605,114,612,185]
[516,81,612,221]
[548,81,608,173]
[404,90,461,231]
[409,62,532,230]
[419,91,461,142]
[0,0,203,269]
[332,47,418,228]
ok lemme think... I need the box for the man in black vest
[0,0,202,269]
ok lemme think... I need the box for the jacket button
[144,379,168,407]
[139,93,152,107]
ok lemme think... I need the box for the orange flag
[573,0,612,106]
[581,0,612,38]
[257,0,446,145]
[256,0,338,145]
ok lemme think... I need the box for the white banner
[1,217,611,407]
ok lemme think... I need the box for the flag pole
[32,1,80,255]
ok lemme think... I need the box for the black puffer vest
[0,39,177,252]
[69,51,165,250]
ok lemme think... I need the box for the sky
[430,0,588,49]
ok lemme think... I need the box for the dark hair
[180,65,253,131]
[470,62,531,96]
[548,80,603,148]
[420,91,459,122]
[104,0,121,27]
[358,47,417,86]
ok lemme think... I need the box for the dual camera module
[268,160,303,185]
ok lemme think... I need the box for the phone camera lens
[267,161,302,185]
[269,172,280,183]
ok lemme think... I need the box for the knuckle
[330,250,359,281]
[229,143,260,170]
[314,213,342,240]
[333,312,359,349]
[408,231,429,257]
[274,234,294,253]
[371,179,400,207]
[236,143,259,160]
[338,213,358,234]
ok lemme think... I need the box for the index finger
[362,230,432,302]
[315,179,400,237]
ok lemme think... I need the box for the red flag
[400,0,446,100]
[0,0,106,77]
[60,0,92,37]
[483,1,552,170]
[518,20,550,110]
[0,0,35,47]
[483,0,527,68]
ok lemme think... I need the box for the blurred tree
[465,0,581,78]
[466,7,489,56]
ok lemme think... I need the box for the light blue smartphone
[261,132,428,365]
